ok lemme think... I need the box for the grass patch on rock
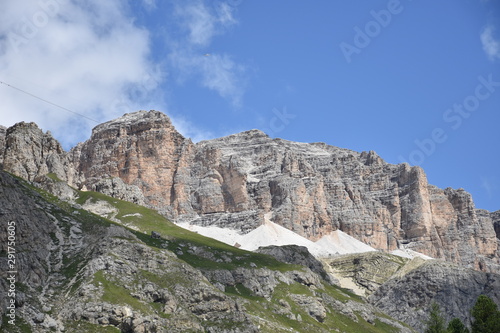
[77,190,302,273]
[63,321,120,332]
[92,270,152,315]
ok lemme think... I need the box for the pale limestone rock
[2,110,499,274]
[90,177,146,205]
[2,122,75,183]
[369,260,500,332]
[71,110,194,217]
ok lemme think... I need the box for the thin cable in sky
[0,80,99,123]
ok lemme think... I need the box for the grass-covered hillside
[0,173,415,332]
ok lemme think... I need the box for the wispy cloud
[480,25,500,61]
[169,114,215,143]
[176,2,217,46]
[169,0,246,107]
[174,1,237,46]
[199,53,245,107]
[169,50,246,107]
[480,176,496,198]
[142,0,157,10]
[0,0,246,148]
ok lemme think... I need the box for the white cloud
[169,0,246,107]
[169,50,246,107]
[480,25,500,61]
[0,0,247,149]
[174,0,237,47]
[0,0,164,149]
[199,53,245,107]
[177,2,216,47]
[215,2,238,28]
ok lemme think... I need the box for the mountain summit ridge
[1,110,499,273]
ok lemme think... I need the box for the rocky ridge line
[1,110,499,273]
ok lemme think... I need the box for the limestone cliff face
[182,126,498,272]
[1,111,499,273]
[0,170,414,332]
[1,122,75,183]
[70,111,194,216]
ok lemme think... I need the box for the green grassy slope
[1,174,414,333]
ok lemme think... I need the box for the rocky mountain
[0,167,498,333]
[321,251,500,332]
[1,110,500,332]
[0,170,416,332]
[369,260,500,331]
[1,122,75,184]
[2,110,499,273]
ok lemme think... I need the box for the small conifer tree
[424,302,447,333]
[447,317,469,333]
[471,295,500,333]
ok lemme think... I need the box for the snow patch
[315,231,377,255]
[176,223,243,246]
[177,212,378,258]
[240,219,326,255]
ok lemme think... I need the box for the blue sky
[0,0,499,211]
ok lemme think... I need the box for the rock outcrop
[321,252,414,296]
[70,111,194,217]
[0,170,108,331]
[0,170,260,332]
[0,170,414,332]
[1,122,75,184]
[1,110,499,274]
[256,245,334,283]
[0,171,56,304]
[369,260,500,332]
[492,210,500,240]
[63,236,259,333]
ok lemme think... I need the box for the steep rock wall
[70,111,195,217]
[1,110,499,273]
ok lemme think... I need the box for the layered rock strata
[1,110,499,273]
